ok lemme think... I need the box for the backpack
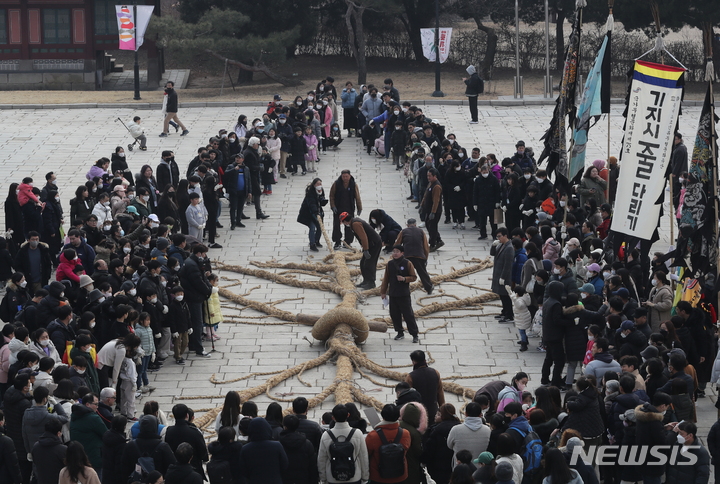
[327,429,356,481]
[207,459,233,484]
[512,427,543,472]
[478,78,485,94]
[129,441,159,483]
[376,427,406,479]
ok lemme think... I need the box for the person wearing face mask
[496,372,528,412]
[297,179,328,252]
[340,81,358,137]
[156,151,180,192]
[360,88,383,133]
[112,146,135,187]
[55,248,83,286]
[367,209,402,253]
[39,172,57,203]
[46,305,75,355]
[0,273,30,323]
[129,186,152,219]
[510,141,535,173]
[21,385,69,470]
[178,245,213,358]
[390,120,409,170]
[28,328,61,365]
[159,80,188,137]
[666,421,710,484]
[473,164,501,240]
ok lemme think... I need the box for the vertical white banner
[135,5,154,50]
[611,61,685,239]
[420,28,452,63]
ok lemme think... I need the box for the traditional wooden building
[0,0,161,90]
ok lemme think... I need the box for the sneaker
[174,124,180,133]
[478,235,488,240]
[460,224,465,230]
[280,174,287,178]
[145,385,156,392]
[135,391,142,398]
[537,345,546,352]
[333,243,342,250]
[418,222,426,228]
[498,316,514,323]
[181,130,189,136]
[211,334,221,341]
[394,333,405,340]
[208,243,222,249]
[256,213,269,220]
[196,351,211,358]
[230,224,235,230]
[159,133,168,137]
[138,146,147,151]
[176,358,185,365]
[470,120,479,124]
[494,315,505,319]
[434,241,445,250]
[406,196,414,200]
[216,222,223,228]
[412,336,419,344]
[241,215,250,219]
[309,244,319,252]
[141,386,151,394]
[128,416,139,422]
[452,223,458,229]
[267,190,272,195]
[427,284,434,295]
[301,171,307,176]
[444,217,451,224]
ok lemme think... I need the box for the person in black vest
[395,218,432,294]
[381,245,419,343]
[421,168,444,251]
[329,170,363,249]
[406,350,444,427]
[340,213,381,289]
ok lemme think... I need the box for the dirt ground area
[0,54,707,104]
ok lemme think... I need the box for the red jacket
[17,183,38,207]
[365,422,411,483]
[56,253,83,283]
[598,217,611,239]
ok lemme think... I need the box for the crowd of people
[0,71,717,484]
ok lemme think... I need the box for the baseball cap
[113,185,126,193]
[613,287,630,298]
[567,237,580,247]
[620,320,635,331]
[587,263,601,273]
[473,451,494,465]
[339,212,350,222]
[273,94,282,101]
[278,114,287,119]
[148,214,159,222]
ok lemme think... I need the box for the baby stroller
[114,117,143,151]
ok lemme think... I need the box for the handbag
[494,208,504,224]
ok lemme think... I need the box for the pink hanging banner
[115,5,135,51]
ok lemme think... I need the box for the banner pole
[709,80,719,323]
[132,1,140,100]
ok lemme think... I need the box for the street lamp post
[133,0,141,100]
[544,0,551,97]
[431,0,444,97]
[514,0,522,98]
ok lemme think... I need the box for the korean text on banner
[611,60,685,239]
[420,28,453,63]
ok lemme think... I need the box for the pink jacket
[56,253,82,283]
[319,106,333,137]
[491,164,503,181]
[17,183,38,207]
[542,237,560,263]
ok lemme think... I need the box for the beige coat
[647,283,673,332]
[59,467,101,484]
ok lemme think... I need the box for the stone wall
[0,59,97,90]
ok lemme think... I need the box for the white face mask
[459,152,464,158]
[524,174,531,180]
[279,119,286,124]
[119,152,125,158]
[55,196,60,202]
[40,339,49,346]
[394,111,400,115]
[679,177,684,183]
[402,107,408,113]
[536,177,543,183]
[90,322,96,329]
[621,332,627,338]
[161,281,167,287]
[98,297,106,304]
[142,243,150,249]
[553,268,561,274]
[150,297,158,304]
[603,271,611,279]
[455,166,461,172]
[308,96,314,101]
[296,100,302,106]
[76,368,86,375]
[651,279,658,287]
[677,435,686,445]
[588,335,595,341]
[482,173,489,178]
[123,247,131,254]
[19,281,27,288]
[92,187,97,192]
[371,218,377,224]
[150,222,158,228]
[581,293,587,299]
[32,364,39,371]
[176,295,184,301]
[560,201,566,207]
[142,195,150,202]
[129,289,137,296]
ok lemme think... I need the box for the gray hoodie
[466,65,476,75]
[22,403,68,453]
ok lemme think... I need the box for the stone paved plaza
[1,102,716,449]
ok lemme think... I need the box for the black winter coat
[421,419,461,484]
[473,174,501,211]
[14,241,52,287]
[5,196,24,251]
[156,160,180,191]
[708,418,720,465]
[0,431,22,484]
[165,419,209,479]
[3,387,31,458]
[665,442,710,484]
[295,415,322,452]
[122,417,177,479]
[542,281,572,344]
[179,255,212,304]
[564,387,604,439]
[635,404,671,476]
[563,305,603,361]
[297,191,327,227]
[31,432,65,484]
[239,419,288,484]
[207,441,244,484]
[101,428,127,484]
[165,463,203,484]
[0,282,29,323]
[278,430,318,484]
[445,169,469,210]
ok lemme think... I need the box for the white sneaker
[135,391,142,398]
[418,222,426,228]
[452,223,458,229]
[470,120,479,124]
[460,224,465,230]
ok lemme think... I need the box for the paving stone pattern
[1,103,716,454]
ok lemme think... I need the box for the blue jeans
[137,355,150,388]
[308,220,321,245]
[519,328,528,343]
